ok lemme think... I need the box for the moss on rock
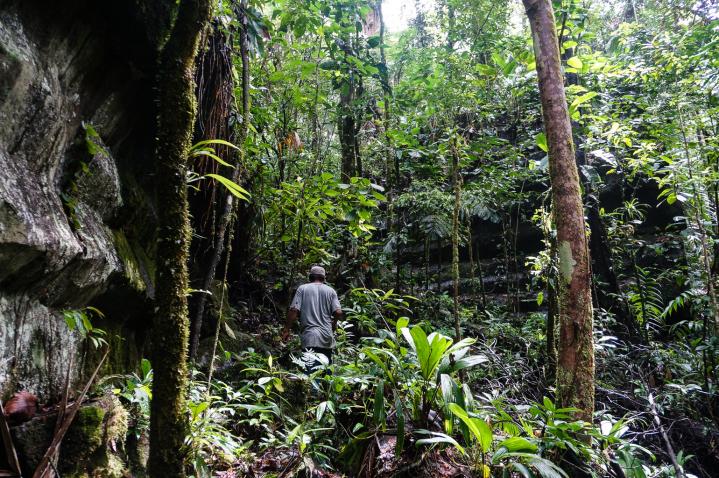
[56,395,131,478]
[60,406,106,476]
[113,229,155,294]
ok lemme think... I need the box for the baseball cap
[310,265,326,277]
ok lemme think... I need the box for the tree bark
[339,74,357,180]
[523,0,594,422]
[150,0,211,476]
[189,0,250,362]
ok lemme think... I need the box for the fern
[660,289,699,320]
[628,266,665,335]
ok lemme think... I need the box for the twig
[0,401,22,475]
[47,355,74,473]
[647,390,684,478]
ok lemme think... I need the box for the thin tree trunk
[586,195,636,339]
[677,110,719,330]
[466,221,475,291]
[501,216,512,310]
[523,0,594,422]
[425,237,430,290]
[451,141,462,341]
[151,0,211,476]
[339,69,357,180]
[378,0,399,293]
[189,2,250,361]
[436,237,442,292]
[477,257,487,310]
[205,0,251,371]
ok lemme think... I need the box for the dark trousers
[302,347,333,372]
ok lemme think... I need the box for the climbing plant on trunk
[523,0,594,422]
[150,0,212,476]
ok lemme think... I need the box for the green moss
[112,229,155,293]
[557,240,576,285]
[103,395,129,444]
[60,406,106,475]
[93,454,126,478]
[59,398,131,478]
[30,329,46,369]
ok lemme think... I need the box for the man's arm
[282,308,298,341]
[332,308,342,332]
[331,289,342,332]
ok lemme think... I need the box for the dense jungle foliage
[5,0,719,477]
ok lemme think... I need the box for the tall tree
[190,0,251,362]
[522,0,594,422]
[450,136,462,341]
[150,0,211,475]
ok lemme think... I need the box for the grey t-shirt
[290,282,341,349]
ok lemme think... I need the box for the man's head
[308,265,326,282]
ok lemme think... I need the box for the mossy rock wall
[11,394,137,477]
[0,0,175,402]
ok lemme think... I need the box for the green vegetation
[7,0,719,477]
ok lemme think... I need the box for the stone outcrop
[0,0,169,403]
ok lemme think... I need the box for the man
[282,265,342,369]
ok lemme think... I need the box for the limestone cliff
[0,0,171,402]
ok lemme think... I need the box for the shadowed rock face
[0,0,169,401]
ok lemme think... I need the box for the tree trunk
[339,75,356,180]
[189,0,250,362]
[466,220,476,295]
[451,142,462,341]
[523,0,594,422]
[425,237,430,290]
[151,0,211,476]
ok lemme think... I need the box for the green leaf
[448,403,492,452]
[205,174,251,201]
[450,354,488,373]
[395,397,405,457]
[363,348,394,382]
[497,436,537,452]
[316,401,328,422]
[192,149,234,168]
[527,456,568,478]
[373,379,385,428]
[569,91,598,117]
[536,132,548,152]
[192,139,240,150]
[415,430,465,454]
[566,56,583,69]
[395,317,409,340]
[510,463,533,478]
[475,64,497,76]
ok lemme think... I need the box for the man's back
[291,282,341,349]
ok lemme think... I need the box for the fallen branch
[45,355,74,476]
[647,390,684,478]
[0,401,22,476]
[33,349,108,478]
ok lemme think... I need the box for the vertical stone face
[522,0,595,421]
[0,0,165,402]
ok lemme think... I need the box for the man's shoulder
[320,284,337,294]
